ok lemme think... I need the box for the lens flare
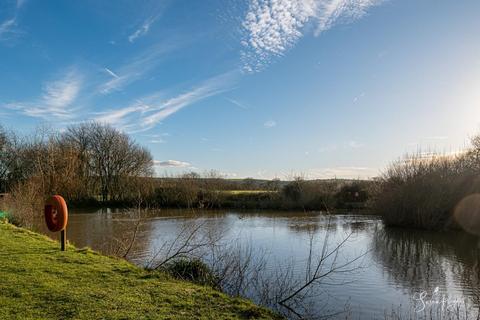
[454,194,480,235]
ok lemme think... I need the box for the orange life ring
[44,195,68,232]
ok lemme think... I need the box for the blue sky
[1,0,480,179]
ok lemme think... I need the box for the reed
[373,138,480,230]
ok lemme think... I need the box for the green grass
[0,222,281,320]
[220,190,276,195]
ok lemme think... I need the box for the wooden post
[60,229,66,251]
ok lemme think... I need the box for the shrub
[372,147,480,230]
[164,258,218,288]
[335,182,369,209]
[3,178,44,228]
[281,177,337,210]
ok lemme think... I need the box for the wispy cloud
[129,16,158,43]
[143,133,170,144]
[16,0,26,9]
[241,0,383,72]
[154,160,192,168]
[353,92,365,103]
[0,18,17,41]
[0,0,27,42]
[94,71,238,132]
[307,166,378,179]
[225,97,248,109]
[99,43,178,94]
[94,103,148,127]
[264,120,277,128]
[5,68,82,119]
[347,140,364,148]
[103,67,119,79]
[141,74,235,128]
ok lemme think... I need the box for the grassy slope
[0,223,280,320]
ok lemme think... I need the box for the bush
[164,258,218,288]
[281,178,337,210]
[372,146,480,230]
[334,182,369,209]
[3,178,44,228]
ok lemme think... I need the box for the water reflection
[372,227,480,315]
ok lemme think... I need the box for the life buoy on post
[44,195,68,251]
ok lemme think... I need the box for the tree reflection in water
[372,227,480,318]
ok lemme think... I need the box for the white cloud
[5,68,82,119]
[154,160,191,168]
[103,67,119,79]
[241,0,383,72]
[348,140,364,148]
[94,71,238,133]
[141,78,231,128]
[264,120,277,128]
[0,0,28,42]
[0,18,16,40]
[94,103,148,126]
[129,16,158,43]
[99,44,177,94]
[143,133,169,144]
[16,0,26,8]
[150,138,166,144]
[42,71,81,108]
[314,0,381,36]
[307,166,378,179]
[225,97,248,109]
[353,91,365,103]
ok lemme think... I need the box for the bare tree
[65,122,154,202]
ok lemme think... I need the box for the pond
[34,209,480,319]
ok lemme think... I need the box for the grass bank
[0,222,280,319]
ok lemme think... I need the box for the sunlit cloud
[154,160,192,168]
[241,0,383,72]
[5,68,82,120]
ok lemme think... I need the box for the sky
[1,0,480,180]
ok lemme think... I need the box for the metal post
[60,229,66,251]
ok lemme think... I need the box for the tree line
[0,122,153,204]
[0,121,372,227]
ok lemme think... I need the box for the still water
[35,209,480,319]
